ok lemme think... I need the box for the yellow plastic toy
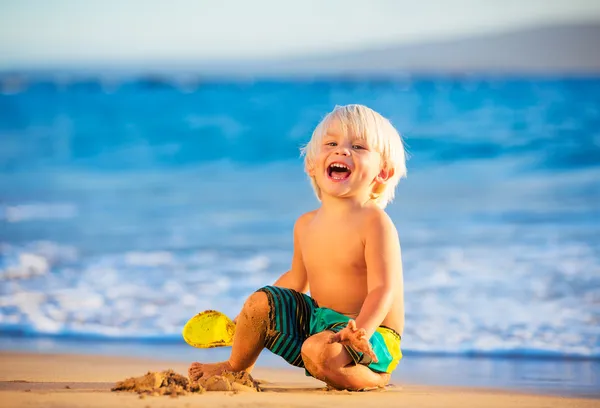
[182,310,236,348]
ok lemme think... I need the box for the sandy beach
[0,351,596,408]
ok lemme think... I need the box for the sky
[1,0,599,69]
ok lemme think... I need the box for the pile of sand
[196,370,260,392]
[111,370,260,397]
[111,370,195,396]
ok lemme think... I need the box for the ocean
[1,75,599,395]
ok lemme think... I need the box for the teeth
[330,163,349,171]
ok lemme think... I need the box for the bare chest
[300,222,366,273]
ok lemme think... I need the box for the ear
[306,161,316,177]
[375,166,394,184]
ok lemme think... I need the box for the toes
[188,363,204,379]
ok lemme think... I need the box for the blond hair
[301,104,407,209]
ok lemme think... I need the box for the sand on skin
[0,352,597,408]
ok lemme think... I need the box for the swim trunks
[257,285,402,374]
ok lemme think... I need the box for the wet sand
[0,351,597,408]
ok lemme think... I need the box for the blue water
[1,76,599,368]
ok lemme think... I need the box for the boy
[189,104,407,390]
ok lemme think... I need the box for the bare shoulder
[361,207,396,230]
[294,210,317,234]
[360,207,399,242]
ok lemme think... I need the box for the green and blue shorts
[257,285,402,374]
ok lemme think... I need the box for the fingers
[347,320,357,332]
[353,340,378,363]
[347,329,379,363]
[365,345,379,363]
[356,328,367,340]
[330,324,381,364]
[336,322,380,363]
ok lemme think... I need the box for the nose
[334,146,350,156]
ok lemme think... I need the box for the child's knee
[300,334,320,363]
[301,332,341,366]
[243,291,269,318]
[301,334,327,377]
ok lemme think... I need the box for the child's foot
[188,361,233,382]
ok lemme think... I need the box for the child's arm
[354,210,401,337]
[330,211,400,359]
[332,210,401,348]
[272,212,312,293]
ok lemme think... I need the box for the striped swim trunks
[257,285,402,374]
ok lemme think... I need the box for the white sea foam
[1,203,77,223]
[0,234,598,358]
[0,253,49,279]
[125,251,174,267]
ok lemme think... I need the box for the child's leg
[188,291,269,381]
[301,331,390,390]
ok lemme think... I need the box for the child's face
[309,118,385,202]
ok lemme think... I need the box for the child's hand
[329,320,378,363]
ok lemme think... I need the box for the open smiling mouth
[327,162,352,181]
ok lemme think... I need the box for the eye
[325,141,337,147]
[352,144,365,150]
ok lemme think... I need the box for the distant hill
[222,22,600,76]
[2,22,599,78]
